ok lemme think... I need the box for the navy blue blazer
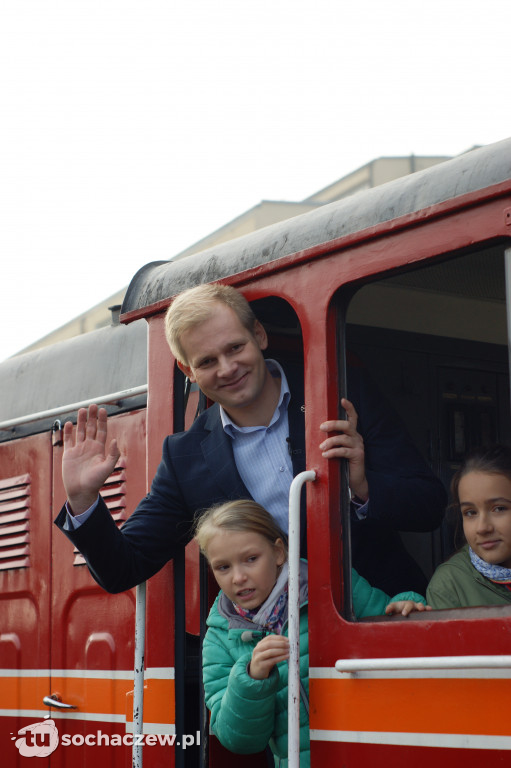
[55,363,446,595]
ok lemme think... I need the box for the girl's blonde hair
[194,499,287,560]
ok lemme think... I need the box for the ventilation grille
[74,460,127,566]
[0,474,30,570]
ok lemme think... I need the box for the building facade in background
[18,154,451,355]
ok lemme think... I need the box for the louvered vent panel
[74,460,126,566]
[0,474,30,570]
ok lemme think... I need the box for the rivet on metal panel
[505,207,511,226]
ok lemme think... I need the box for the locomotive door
[48,409,147,768]
[0,431,52,766]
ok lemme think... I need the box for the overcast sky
[1,0,510,362]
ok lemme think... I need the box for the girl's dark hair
[451,444,511,507]
[448,445,511,549]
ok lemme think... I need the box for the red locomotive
[2,137,511,766]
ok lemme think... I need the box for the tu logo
[12,718,59,757]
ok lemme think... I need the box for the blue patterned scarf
[469,547,511,585]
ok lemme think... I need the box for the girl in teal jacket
[195,500,428,768]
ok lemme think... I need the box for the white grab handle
[335,654,511,674]
[133,581,146,767]
[288,470,316,768]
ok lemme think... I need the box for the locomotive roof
[0,319,147,441]
[122,137,511,315]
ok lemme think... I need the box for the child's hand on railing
[385,601,432,617]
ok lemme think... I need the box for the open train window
[335,243,511,619]
[250,296,304,362]
[171,296,304,762]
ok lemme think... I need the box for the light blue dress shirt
[220,359,293,533]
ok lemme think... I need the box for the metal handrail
[0,385,148,431]
[133,582,147,768]
[335,654,511,674]
[288,470,316,768]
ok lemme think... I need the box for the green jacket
[202,562,425,767]
[427,544,511,609]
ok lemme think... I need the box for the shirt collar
[220,359,290,436]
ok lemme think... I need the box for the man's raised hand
[62,405,120,516]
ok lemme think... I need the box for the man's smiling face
[178,302,278,427]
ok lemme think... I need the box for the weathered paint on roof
[122,138,511,315]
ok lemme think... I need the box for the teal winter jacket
[202,561,425,768]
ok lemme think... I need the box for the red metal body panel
[1,410,178,767]
[48,411,147,766]
[278,192,511,764]
[0,433,52,767]
[312,741,510,767]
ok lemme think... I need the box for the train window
[336,244,511,618]
[250,296,304,363]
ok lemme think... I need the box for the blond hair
[194,500,287,560]
[164,283,257,365]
